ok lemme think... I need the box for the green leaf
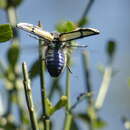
[7,43,20,69]
[29,60,40,79]
[70,119,79,130]
[77,113,90,123]
[56,21,77,33]
[4,122,17,130]
[53,96,67,110]
[0,0,7,8]
[47,96,67,116]
[45,98,53,115]
[0,24,13,43]
[77,17,89,27]
[106,40,116,62]
[7,0,23,8]
[93,118,107,129]
[77,112,107,129]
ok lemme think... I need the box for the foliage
[56,21,77,33]
[7,43,20,70]
[77,17,88,27]
[0,0,124,130]
[0,0,23,9]
[0,24,13,43]
[106,40,116,63]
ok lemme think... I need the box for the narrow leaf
[106,40,116,62]
[77,17,88,27]
[93,118,107,128]
[7,43,20,69]
[48,96,67,115]
[77,113,90,123]
[0,24,13,43]
[70,119,79,130]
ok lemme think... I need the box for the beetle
[17,22,100,77]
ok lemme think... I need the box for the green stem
[6,7,17,26]
[80,0,95,19]
[22,62,39,130]
[6,7,19,43]
[6,6,25,126]
[78,0,95,27]
[82,51,93,105]
[38,39,50,130]
[64,55,72,130]
[95,67,112,110]
[82,51,96,130]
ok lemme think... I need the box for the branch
[95,67,112,110]
[22,62,39,130]
[38,21,50,129]
[64,55,72,130]
[80,0,95,20]
[82,51,96,130]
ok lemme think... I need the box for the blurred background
[0,0,130,130]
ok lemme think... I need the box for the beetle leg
[66,45,88,48]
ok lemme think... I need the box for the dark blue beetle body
[45,47,65,77]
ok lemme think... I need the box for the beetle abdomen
[45,49,65,77]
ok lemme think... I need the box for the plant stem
[78,0,95,25]
[22,62,39,130]
[6,6,25,126]
[82,51,93,105]
[82,51,96,130]
[64,55,72,130]
[95,67,112,110]
[81,0,95,18]
[38,39,50,130]
[7,7,17,25]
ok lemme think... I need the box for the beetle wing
[59,28,100,42]
[17,23,54,41]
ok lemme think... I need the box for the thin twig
[82,51,96,130]
[95,67,112,110]
[22,62,39,130]
[64,55,72,130]
[66,56,71,110]
[70,93,90,112]
[38,37,50,130]
[80,0,95,20]
[82,51,93,107]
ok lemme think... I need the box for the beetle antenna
[37,20,42,28]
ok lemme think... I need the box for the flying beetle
[17,22,100,77]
